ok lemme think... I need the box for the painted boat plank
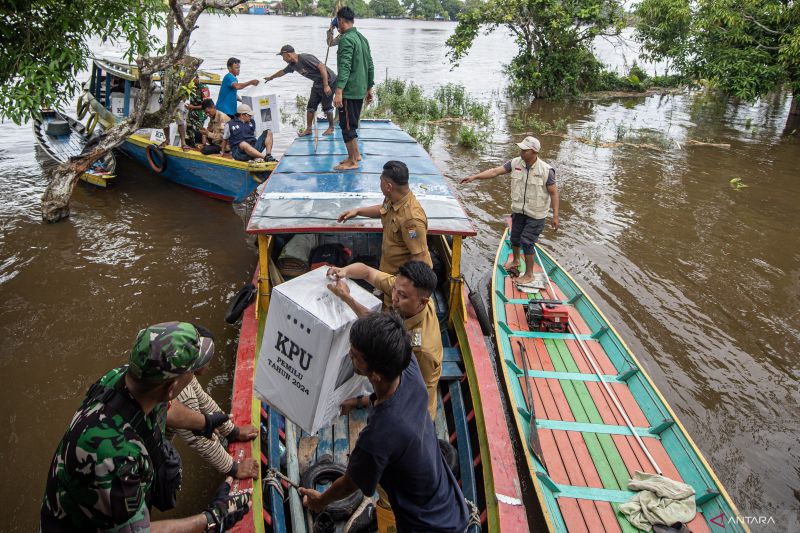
[333,415,349,466]
[448,379,477,503]
[284,421,307,533]
[297,435,319,475]
[348,408,368,454]
[268,409,287,532]
[556,497,591,532]
[592,501,624,533]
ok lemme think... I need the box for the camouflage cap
[128,321,214,382]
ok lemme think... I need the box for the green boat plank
[546,338,632,491]
[612,503,644,533]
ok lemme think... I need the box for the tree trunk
[790,92,799,116]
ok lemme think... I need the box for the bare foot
[334,161,359,170]
[298,130,312,137]
[338,156,363,164]
[515,275,535,286]
[158,141,168,148]
[322,128,334,136]
[502,259,520,271]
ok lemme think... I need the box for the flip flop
[322,129,334,136]
[297,131,312,137]
[505,266,520,278]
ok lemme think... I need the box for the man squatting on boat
[460,136,560,287]
[41,322,254,532]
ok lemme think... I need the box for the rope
[262,469,285,500]
[465,498,481,528]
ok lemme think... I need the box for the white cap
[237,103,254,115]
[516,136,541,152]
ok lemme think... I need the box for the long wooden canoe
[227,120,530,532]
[490,229,748,532]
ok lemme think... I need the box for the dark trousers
[339,98,363,143]
[510,213,545,254]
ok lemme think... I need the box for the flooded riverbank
[0,14,797,530]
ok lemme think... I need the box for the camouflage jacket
[41,366,168,532]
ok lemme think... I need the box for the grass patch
[364,79,492,151]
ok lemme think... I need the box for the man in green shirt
[334,6,374,171]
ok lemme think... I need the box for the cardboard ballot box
[239,92,281,136]
[254,267,380,434]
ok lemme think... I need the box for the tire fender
[146,144,167,174]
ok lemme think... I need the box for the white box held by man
[254,266,380,434]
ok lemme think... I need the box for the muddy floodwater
[1,14,798,531]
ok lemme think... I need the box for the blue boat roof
[247,120,476,236]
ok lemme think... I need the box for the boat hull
[490,229,747,532]
[120,135,267,202]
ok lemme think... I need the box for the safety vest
[509,156,553,219]
[227,118,256,149]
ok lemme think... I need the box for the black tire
[438,438,460,477]
[469,289,492,337]
[146,144,167,173]
[225,283,256,324]
[301,455,363,520]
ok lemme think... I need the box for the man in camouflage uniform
[186,74,210,146]
[41,322,251,532]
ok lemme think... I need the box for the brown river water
[1,14,798,531]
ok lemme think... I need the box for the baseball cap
[128,322,214,383]
[237,103,254,115]
[277,45,295,55]
[516,136,541,152]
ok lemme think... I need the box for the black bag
[309,243,350,269]
[84,374,183,511]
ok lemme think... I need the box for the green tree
[439,0,465,20]
[371,0,406,17]
[0,0,247,222]
[404,0,443,19]
[446,0,625,98]
[635,0,800,115]
[318,0,373,17]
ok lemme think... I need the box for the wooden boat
[32,109,117,187]
[490,230,748,532]
[78,57,276,202]
[227,120,530,532]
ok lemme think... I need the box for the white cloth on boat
[619,471,696,531]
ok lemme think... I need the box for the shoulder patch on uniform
[407,228,417,239]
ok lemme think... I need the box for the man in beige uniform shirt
[337,160,432,275]
[326,260,442,419]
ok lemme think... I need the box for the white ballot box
[254,267,380,434]
[239,92,281,135]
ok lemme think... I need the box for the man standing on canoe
[337,160,432,275]
[326,260,443,420]
[333,6,374,170]
[460,136,560,287]
[41,322,251,532]
[299,313,469,532]
[266,45,337,137]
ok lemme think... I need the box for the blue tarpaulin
[247,120,475,235]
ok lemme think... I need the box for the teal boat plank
[268,408,287,531]
[534,418,660,438]
[448,380,477,504]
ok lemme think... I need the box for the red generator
[526,302,571,333]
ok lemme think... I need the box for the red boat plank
[564,338,619,375]
[229,272,260,533]
[686,514,713,533]
[462,292,530,530]
[557,498,591,532]
[594,501,624,533]
[585,381,650,427]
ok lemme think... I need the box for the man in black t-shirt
[299,313,469,533]
[266,44,337,137]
